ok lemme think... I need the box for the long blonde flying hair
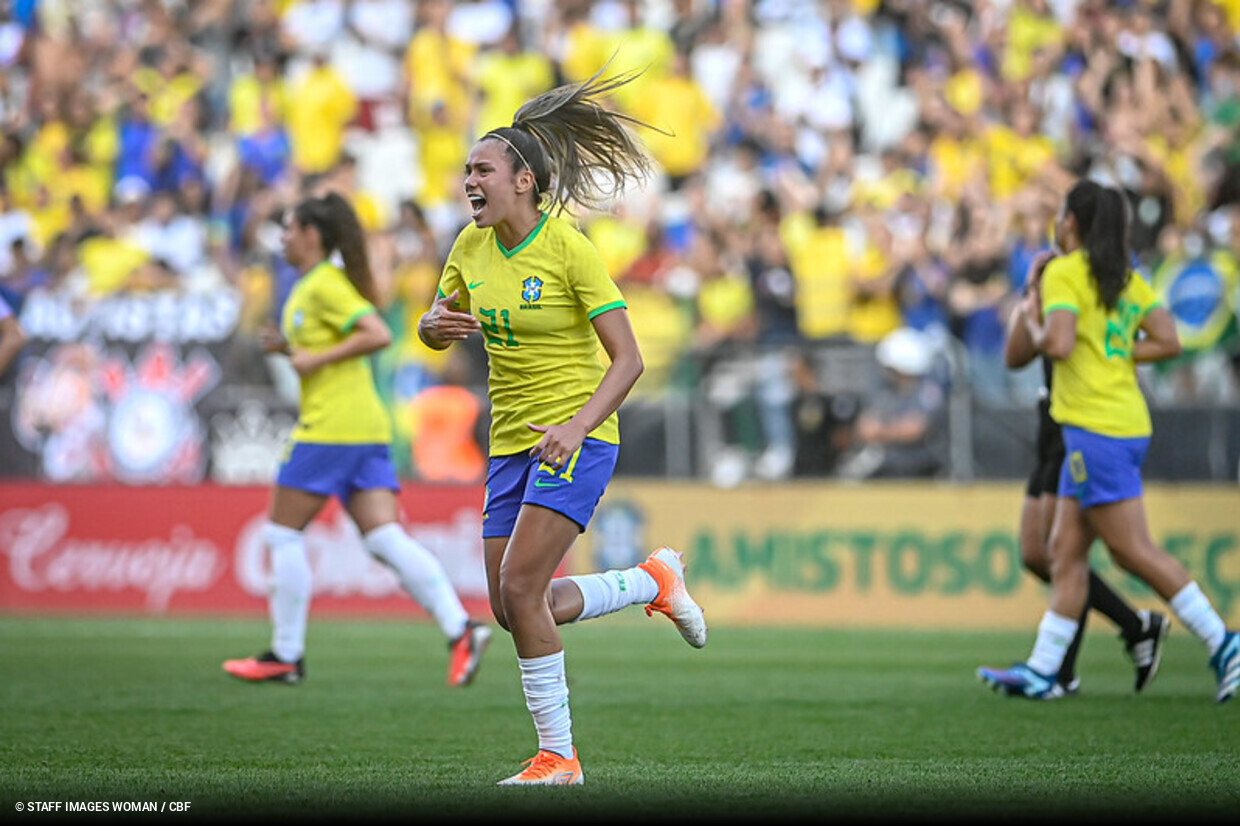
[481,62,665,216]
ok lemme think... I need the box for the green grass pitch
[2,615,1237,822]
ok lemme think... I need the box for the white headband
[489,132,534,178]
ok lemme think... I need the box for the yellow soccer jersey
[437,213,626,455]
[1041,250,1162,438]
[282,262,392,445]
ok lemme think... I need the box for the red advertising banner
[0,483,490,617]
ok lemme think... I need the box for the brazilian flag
[1152,252,1238,354]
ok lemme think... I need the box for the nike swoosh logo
[534,477,566,489]
[468,280,484,289]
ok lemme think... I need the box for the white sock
[518,651,573,759]
[567,565,659,621]
[264,522,311,664]
[1169,582,1227,655]
[364,523,469,640]
[1027,610,1079,677]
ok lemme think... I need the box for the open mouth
[467,194,486,219]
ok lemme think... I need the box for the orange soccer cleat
[447,620,492,687]
[497,748,584,786]
[638,547,708,648]
[222,651,304,684]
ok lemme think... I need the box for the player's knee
[489,597,510,633]
[1019,542,1051,581]
[261,522,304,553]
[497,570,543,625]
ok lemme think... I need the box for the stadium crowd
[0,0,1238,483]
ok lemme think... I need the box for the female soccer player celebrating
[417,69,708,785]
[978,179,1238,703]
[224,192,491,688]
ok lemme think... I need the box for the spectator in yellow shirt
[552,2,611,85]
[984,99,1057,204]
[630,49,720,189]
[415,100,468,212]
[401,0,474,132]
[781,204,855,342]
[229,51,287,138]
[846,213,901,345]
[604,0,676,114]
[471,24,555,140]
[286,51,357,176]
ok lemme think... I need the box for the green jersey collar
[495,212,548,258]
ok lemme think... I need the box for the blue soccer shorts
[482,438,619,537]
[1057,425,1149,509]
[276,442,400,501]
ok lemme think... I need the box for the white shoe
[638,547,708,648]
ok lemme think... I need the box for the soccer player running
[978,179,1239,703]
[223,192,492,688]
[417,68,707,786]
[996,249,1167,698]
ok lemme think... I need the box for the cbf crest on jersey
[520,276,544,309]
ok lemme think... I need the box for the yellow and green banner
[575,482,1240,629]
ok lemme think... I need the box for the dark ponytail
[1065,180,1131,310]
[294,191,377,306]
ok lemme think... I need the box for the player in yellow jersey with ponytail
[418,68,708,785]
[979,179,1238,704]
[223,192,490,689]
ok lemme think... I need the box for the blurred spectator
[601,0,677,115]
[550,0,611,85]
[130,189,207,279]
[0,0,1235,484]
[780,201,857,342]
[446,0,514,50]
[1003,199,1054,404]
[788,346,854,477]
[279,0,345,58]
[0,289,27,379]
[320,153,386,234]
[845,204,902,345]
[630,47,721,191]
[585,203,647,287]
[689,228,757,364]
[234,96,291,188]
[338,0,413,132]
[285,50,355,176]
[414,99,469,229]
[402,0,474,133]
[943,178,1016,407]
[837,326,947,480]
[0,186,32,275]
[684,227,766,485]
[228,50,287,139]
[742,190,801,480]
[471,21,555,139]
[114,92,160,191]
